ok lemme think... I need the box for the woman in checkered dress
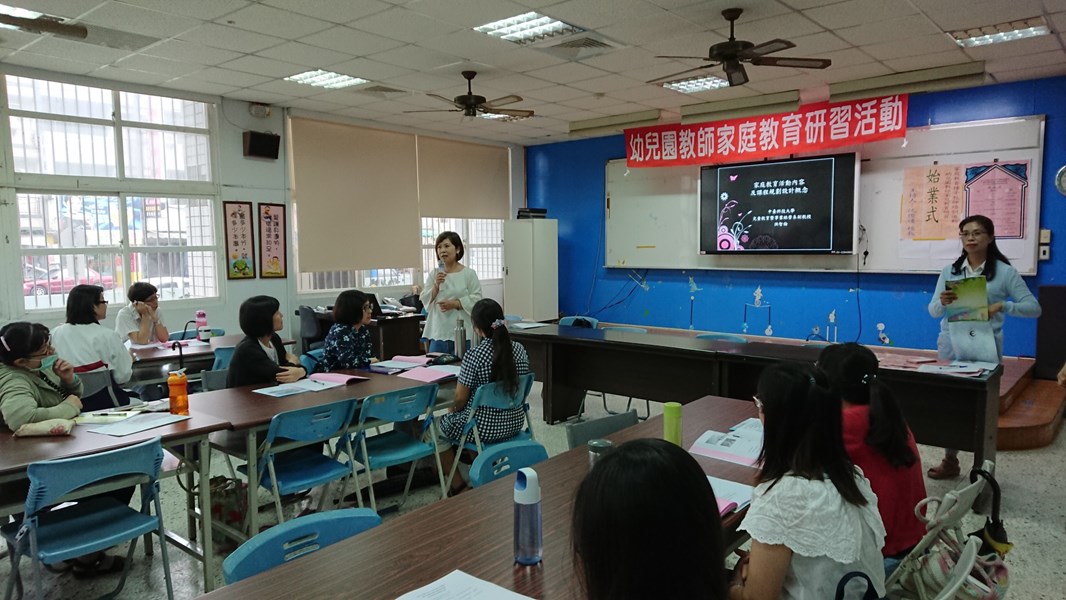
[438,298,530,494]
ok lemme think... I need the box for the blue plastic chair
[237,399,360,524]
[212,346,235,371]
[696,333,748,343]
[469,440,548,488]
[0,438,173,600]
[601,326,648,333]
[503,314,523,322]
[169,328,225,341]
[447,373,537,488]
[222,508,381,584]
[350,385,446,511]
[558,316,599,328]
[299,348,325,374]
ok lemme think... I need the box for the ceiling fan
[0,13,87,39]
[406,71,534,119]
[649,7,831,87]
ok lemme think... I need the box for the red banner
[624,94,908,168]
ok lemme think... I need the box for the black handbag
[835,571,884,600]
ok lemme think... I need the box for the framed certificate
[258,203,287,278]
[223,201,256,279]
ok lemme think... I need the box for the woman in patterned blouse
[320,290,378,372]
[437,298,530,495]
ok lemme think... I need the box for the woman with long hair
[818,343,926,574]
[573,438,727,600]
[926,215,1041,478]
[437,298,529,494]
[729,363,886,600]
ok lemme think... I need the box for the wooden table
[197,395,758,600]
[129,335,295,385]
[189,371,433,537]
[510,325,1004,467]
[0,411,232,592]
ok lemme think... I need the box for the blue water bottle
[514,467,542,565]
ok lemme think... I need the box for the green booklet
[946,276,989,322]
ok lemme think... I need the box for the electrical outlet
[1039,245,1050,260]
[1039,228,1051,244]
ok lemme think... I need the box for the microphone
[178,320,196,342]
[437,259,445,274]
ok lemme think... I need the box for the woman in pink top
[818,343,926,574]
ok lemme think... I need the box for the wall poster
[223,201,256,279]
[258,203,287,278]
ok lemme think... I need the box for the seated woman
[572,438,728,600]
[115,281,169,344]
[227,295,305,388]
[437,298,529,495]
[51,284,134,411]
[0,322,129,577]
[319,289,378,371]
[729,363,886,600]
[818,343,926,574]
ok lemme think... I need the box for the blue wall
[526,76,1066,357]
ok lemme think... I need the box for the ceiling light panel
[660,75,730,93]
[950,16,1050,47]
[474,12,584,45]
[285,69,368,89]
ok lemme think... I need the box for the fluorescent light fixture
[950,16,1049,47]
[474,11,584,45]
[285,70,368,90]
[660,74,730,94]
[479,113,529,122]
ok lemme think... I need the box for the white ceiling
[1,0,1064,146]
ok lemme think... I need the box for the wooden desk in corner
[196,395,759,600]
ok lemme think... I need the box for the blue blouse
[320,323,374,371]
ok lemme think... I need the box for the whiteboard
[604,116,1044,275]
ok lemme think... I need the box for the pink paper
[392,355,430,365]
[397,366,454,383]
[309,372,367,384]
[717,498,739,516]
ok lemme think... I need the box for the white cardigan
[419,266,482,343]
[52,322,134,384]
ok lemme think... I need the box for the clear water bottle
[454,317,466,359]
[514,467,542,565]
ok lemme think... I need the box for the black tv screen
[699,153,858,255]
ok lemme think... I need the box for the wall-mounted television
[699,153,858,255]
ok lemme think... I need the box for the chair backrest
[601,326,647,334]
[200,369,229,392]
[77,369,119,399]
[170,328,225,341]
[503,314,523,322]
[212,346,236,371]
[265,399,358,447]
[222,508,381,584]
[469,440,548,487]
[933,536,983,600]
[695,333,747,343]
[24,437,163,516]
[558,316,599,328]
[469,373,535,412]
[565,410,640,450]
[300,348,325,374]
[299,305,324,350]
[358,384,438,426]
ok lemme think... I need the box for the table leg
[199,437,216,592]
[245,429,259,537]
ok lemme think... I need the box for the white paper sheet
[509,322,549,330]
[87,413,190,436]
[689,429,762,467]
[396,569,533,600]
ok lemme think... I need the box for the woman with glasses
[52,284,134,411]
[729,363,886,600]
[926,215,1041,478]
[319,289,379,372]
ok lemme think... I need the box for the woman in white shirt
[729,363,886,600]
[51,284,134,411]
[419,231,482,354]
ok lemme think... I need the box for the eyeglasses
[959,230,987,239]
[752,395,763,411]
[29,342,54,358]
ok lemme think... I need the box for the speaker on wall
[243,130,280,160]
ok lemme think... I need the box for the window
[297,218,504,294]
[4,75,218,311]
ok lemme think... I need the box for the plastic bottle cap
[514,467,540,505]
[664,402,682,417]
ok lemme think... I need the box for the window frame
[0,69,223,317]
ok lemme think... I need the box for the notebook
[309,372,368,385]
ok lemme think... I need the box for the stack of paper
[707,476,754,516]
[689,427,762,467]
[397,570,532,600]
[88,412,190,436]
[917,361,997,377]
[253,378,343,397]
[371,359,421,371]
[309,372,367,385]
[391,355,431,365]
[398,366,459,383]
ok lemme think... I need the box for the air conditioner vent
[354,85,409,99]
[532,33,622,61]
[551,36,613,50]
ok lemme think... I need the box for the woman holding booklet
[926,215,1041,478]
[729,363,886,600]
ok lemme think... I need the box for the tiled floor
[2,385,1064,599]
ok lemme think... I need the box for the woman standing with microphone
[420,231,481,354]
[926,215,1041,478]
